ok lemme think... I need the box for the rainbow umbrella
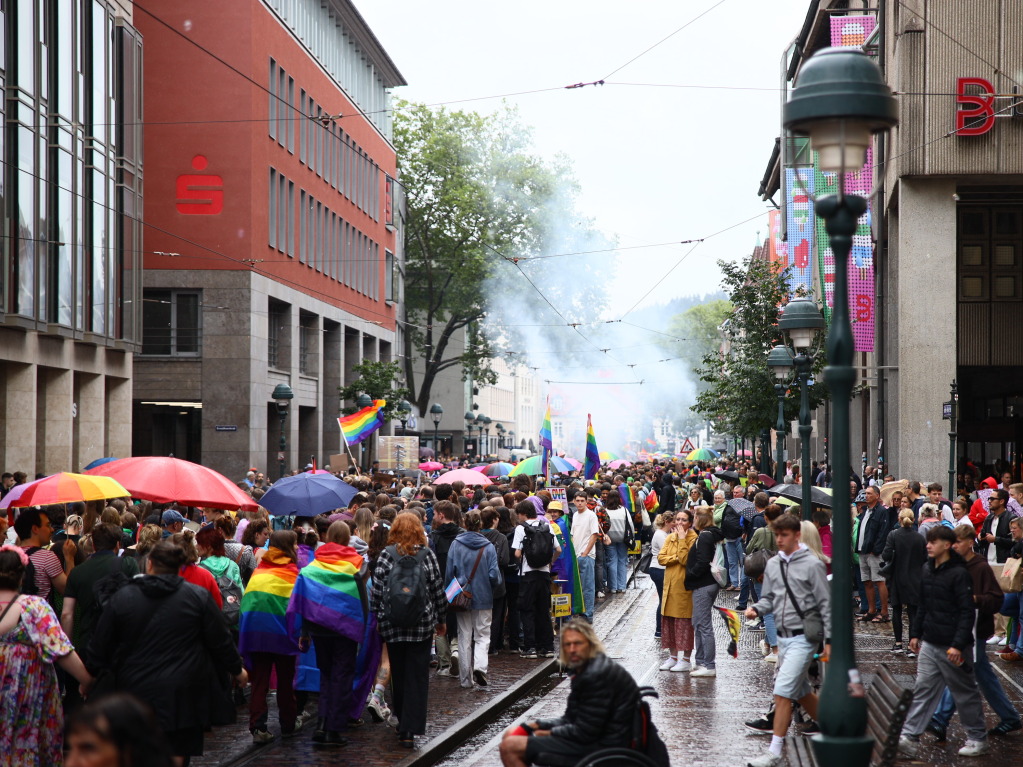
[686,448,720,462]
[563,457,583,471]
[509,455,574,476]
[598,451,619,462]
[483,462,515,477]
[1,472,130,509]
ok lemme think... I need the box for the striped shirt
[24,547,63,600]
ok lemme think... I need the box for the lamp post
[945,381,958,498]
[495,423,505,450]
[482,416,491,458]
[430,403,444,454]
[396,399,411,436]
[784,47,897,767]
[767,345,795,485]
[273,383,294,480]
[464,411,475,455]
[780,299,826,520]
[476,413,488,458]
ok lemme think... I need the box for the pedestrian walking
[370,512,447,749]
[657,509,697,672]
[569,492,600,622]
[854,486,892,622]
[511,499,561,658]
[897,526,990,758]
[603,491,631,593]
[685,507,723,677]
[881,509,926,656]
[479,508,511,651]
[744,513,831,767]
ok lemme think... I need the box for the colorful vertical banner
[813,148,875,352]
[767,209,788,270]
[784,167,815,296]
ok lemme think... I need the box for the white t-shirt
[571,509,599,559]
[649,529,668,570]
[512,519,561,573]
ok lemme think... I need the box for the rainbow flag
[539,398,553,478]
[715,605,742,658]
[584,414,600,481]
[338,399,387,445]
[619,484,641,527]
[287,542,367,643]
[238,550,301,662]
[551,515,586,615]
[645,490,660,515]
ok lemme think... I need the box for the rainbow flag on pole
[338,399,387,445]
[584,414,600,480]
[539,398,553,478]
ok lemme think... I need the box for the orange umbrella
[2,472,130,509]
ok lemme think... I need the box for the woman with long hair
[369,513,446,749]
[657,510,698,672]
[881,508,926,657]
[684,507,724,677]
[238,530,301,743]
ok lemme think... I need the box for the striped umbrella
[1,472,130,509]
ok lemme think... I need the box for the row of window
[268,58,381,221]
[269,167,385,301]
[263,0,393,138]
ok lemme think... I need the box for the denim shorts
[774,634,816,700]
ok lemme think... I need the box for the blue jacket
[445,531,502,610]
[855,503,892,556]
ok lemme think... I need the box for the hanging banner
[784,167,815,296]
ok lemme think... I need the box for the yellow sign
[628,540,642,556]
[551,593,572,618]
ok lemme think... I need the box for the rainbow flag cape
[338,399,387,445]
[287,542,367,643]
[238,550,301,662]
[715,605,742,658]
[539,398,553,478]
[619,484,641,527]
[645,490,660,515]
[584,414,600,481]
[551,514,586,615]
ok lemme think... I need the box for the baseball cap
[162,509,187,526]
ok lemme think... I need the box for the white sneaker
[746,618,762,628]
[659,657,678,671]
[897,736,920,758]
[387,713,399,728]
[690,666,716,677]
[999,637,1009,646]
[670,659,692,673]
[986,635,1002,645]
[746,749,783,767]
[764,651,778,664]
[958,739,991,757]
[759,640,770,657]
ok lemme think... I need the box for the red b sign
[956,77,996,136]
[176,155,224,215]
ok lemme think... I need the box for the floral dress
[0,596,74,767]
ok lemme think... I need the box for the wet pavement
[196,574,1023,767]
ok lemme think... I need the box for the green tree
[394,101,611,415]
[692,257,826,440]
[338,361,411,421]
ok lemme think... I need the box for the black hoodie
[685,525,726,590]
[430,521,461,576]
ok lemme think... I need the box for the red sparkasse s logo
[176,155,224,214]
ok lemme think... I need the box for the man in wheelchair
[499,619,641,767]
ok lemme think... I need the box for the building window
[268,300,289,369]
[269,168,277,247]
[299,313,317,375]
[269,58,277,139]
[142,290,200,356]
[385,250,394,302]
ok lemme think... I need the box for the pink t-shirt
[24,547,63,600]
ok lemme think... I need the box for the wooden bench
[786,663,913,767]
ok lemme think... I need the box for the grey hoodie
[750,545,831,638]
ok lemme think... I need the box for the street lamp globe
[356,393,372,409]
[272,383,294,411]
[397,399,411,417]
[784,47,897,172]
[767,345,795,380]
[779,299,826,350]
[430,402,444,425]
[464,411,475,424]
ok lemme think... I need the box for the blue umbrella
[83,457,118,471]
[259,473,358,517]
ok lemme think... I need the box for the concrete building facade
[0,0,142,476]
[133,0,405,480]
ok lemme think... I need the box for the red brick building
[134,0,406,478]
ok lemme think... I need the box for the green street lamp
[780,299,826,520]
[396,399,412,436]
[945,381,958,499]
[430,403,444,454]
[465,411,476,454]
[767,345,795,484]
[272,383,294,480]
[476,413,489,457]
[784,46,897,767]
[356,393,373,409]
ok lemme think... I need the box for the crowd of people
[2,453,1023,767]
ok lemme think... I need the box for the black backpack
[19,547,41,596]
[520,522,555,569]
[211,572,243,626]
[721,504,743,540]
[385,545,430,628]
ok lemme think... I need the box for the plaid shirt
[370,544,447,644]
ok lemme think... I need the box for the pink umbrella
[306,469,332,474]
[563,457,583,471]
[432,468,493,486]
[608,459,633,470]
[419,461,444,471]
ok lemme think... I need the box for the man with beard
[498,620,639,767]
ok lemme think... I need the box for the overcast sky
[359,0,812,310]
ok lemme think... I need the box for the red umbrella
[86,456,258,511]
[758,473,777,488]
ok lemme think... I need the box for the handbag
[448,548,485,611]
[779,559,825,645]
[998,557,1023,593]
[637,547,653,574]
[710,541,729,588]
